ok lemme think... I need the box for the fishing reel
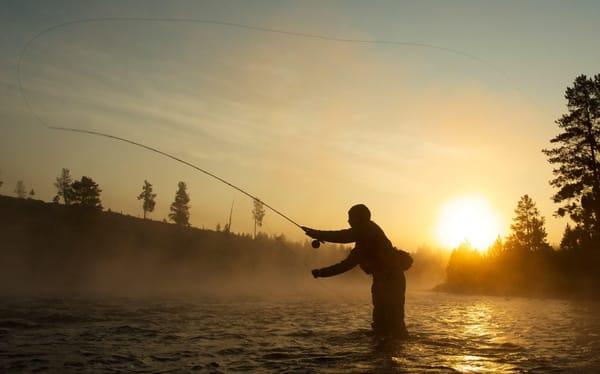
[311,239,323,249]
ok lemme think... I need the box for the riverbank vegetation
[439,74,600,298]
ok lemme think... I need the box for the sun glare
[436,196,502,251]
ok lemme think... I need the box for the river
[1,291,599,373]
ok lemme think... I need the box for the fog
[0,196,448,299]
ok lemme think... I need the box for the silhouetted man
[302,204,412,337]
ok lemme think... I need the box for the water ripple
[1,292,600,372]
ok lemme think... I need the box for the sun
[436,196,502,251]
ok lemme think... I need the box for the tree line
[3,167,267,236]
[442,74,600,297]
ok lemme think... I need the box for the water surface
[1,292,599,372]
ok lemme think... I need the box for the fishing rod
[48,127,324,248]
[47,126,296,227]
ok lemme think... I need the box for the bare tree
[54,168,73,205]
[252,199,265,238]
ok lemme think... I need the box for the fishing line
[17,17,506,129]
[16,17,506,235]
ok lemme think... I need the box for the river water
[1,291,599,373]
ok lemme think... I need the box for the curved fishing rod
[47,126,304,230]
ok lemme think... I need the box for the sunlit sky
[1,1,599,249]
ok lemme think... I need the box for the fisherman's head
[348,204,371,228]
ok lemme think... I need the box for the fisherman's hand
[311,269,322,278]
[301,226,319,239]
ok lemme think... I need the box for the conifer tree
[71,176,102,210]
[137,180,157,219]
[560,224,581,251]
[506,195,549,252]
[169,181,190,226]
[543,74,600,243]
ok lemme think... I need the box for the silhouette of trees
[252,199,265,238]
[71,176,102,209]
[169,181,190,226]
[137,180,157,219]
[560,224,581,251]
[440,75,600,298]
[54,168,73,205]
[445,242,483,291]
[487,236,505,258]
[543,74,600,247]
[505,195,550,252]
[28,189,35,199]
[14,180,26,198]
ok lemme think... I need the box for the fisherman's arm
[311,249,360,278]
[301,227,356,244]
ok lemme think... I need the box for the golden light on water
[436,196,502,251]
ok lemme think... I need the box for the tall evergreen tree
[560,224,581,251]
[71,176,102,209]
[252,199,265,238]
[137,180,157,219]
[487,236,505,259]
[169,181,190,226]
[542,74,600,244]
[54,168,74,205]
[506,195,549,252]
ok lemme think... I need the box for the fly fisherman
[302,204,412,337]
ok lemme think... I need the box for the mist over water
[0,197,446,299]
[1,292,599,373]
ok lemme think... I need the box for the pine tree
[137,180,157,219]
[542,74,600,243]
[169,181,190,226]
[54,168,74,205]
[252,199,265,238]
[487,236,505,258]
[560,223,581,251]
[506,195,549,252]
[71,176,102,209]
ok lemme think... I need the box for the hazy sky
[1,1,599,249]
